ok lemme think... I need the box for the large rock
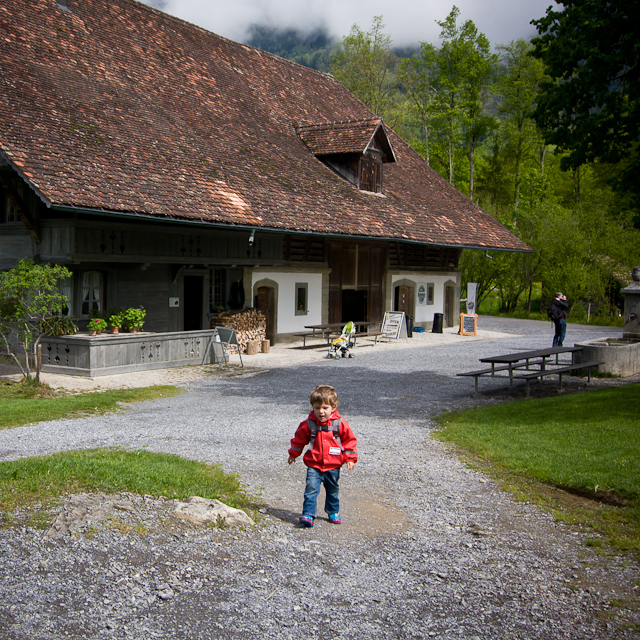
[173,496,254,528]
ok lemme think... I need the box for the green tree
[537,170,640,315]
[399,45,438,165]
[496,39,547,209]
[330,16,399,122]
[404,7,496,194]
[531,0,640,207]
[458,25,496,201]
[431,6,467,185]
[459,248,501,310]
[0,259,72,380]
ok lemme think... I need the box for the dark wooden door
[395,285,411,314]
[444,285,455,327]
[256,285,275,342]
[328,241,386,325]
[184,275,203,331]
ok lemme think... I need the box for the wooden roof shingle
[0,0,531,252]
[296,119,396,162]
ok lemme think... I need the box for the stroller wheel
[334,352,342,359]
[348,352,355,358]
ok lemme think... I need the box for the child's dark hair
[310,384,338,408]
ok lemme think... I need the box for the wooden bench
[457,365,513,395]
[515,361,604,398]
[293,332,324,347]
[457,360,546,395]
[296,329,383,349]
[325,331,383,346]
[353,331,383,345]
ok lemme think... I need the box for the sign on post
[381,311,405,339]
[459,314,477,336]
[466,283,477,314]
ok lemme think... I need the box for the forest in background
[246,2,640,323]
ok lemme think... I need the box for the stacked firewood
[211,309,267,354]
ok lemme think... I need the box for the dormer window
[297,118,396,194]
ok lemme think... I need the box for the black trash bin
[406,315,414,338]
[432,313,443,333]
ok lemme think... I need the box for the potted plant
[108,311,123,334]
[87,317,107,336]
[42,315,79,337]
[123,306,146,332]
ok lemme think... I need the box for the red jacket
[288,409,358,472]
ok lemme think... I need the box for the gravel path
[1,317,639,639]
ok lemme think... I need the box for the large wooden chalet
[0,0,530,343]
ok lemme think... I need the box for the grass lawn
[0,448,252,528]
[433,383,640,555]
[0,379,182,429]
[0,379,252,527]
[476,284,623,327]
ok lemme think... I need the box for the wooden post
[36,344,42,383]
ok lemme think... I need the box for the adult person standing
[549,292,569,346]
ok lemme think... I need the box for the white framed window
[4,195,20,223]
[295,282,308,316]
[59,276,73,316]
[81,271,103,316]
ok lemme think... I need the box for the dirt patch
[332,489,409,537]
[557,486,630,508]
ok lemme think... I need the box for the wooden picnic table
[458,345,600,396]
[303,321,374,337]
[479,346,583,379]
[296,322,379,347]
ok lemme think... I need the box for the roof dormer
[297,119,396,194]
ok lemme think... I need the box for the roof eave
[48,203,532,253]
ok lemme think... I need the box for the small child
[288,384,358,527]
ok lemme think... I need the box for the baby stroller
[327,321,356,359]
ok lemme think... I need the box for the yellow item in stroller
[327,321,356,359]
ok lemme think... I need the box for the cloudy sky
[144,0,557,48]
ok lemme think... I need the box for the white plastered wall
[389,271,460,324]
[249,269,325,334]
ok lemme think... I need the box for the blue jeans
[553,318,566,347]
[302,467,340,518]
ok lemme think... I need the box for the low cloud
[143,0,551,47]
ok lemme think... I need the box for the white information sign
[466,282,477,314]
[381,311,405,340]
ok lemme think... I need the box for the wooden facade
[0,0,530,347]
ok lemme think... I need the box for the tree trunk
[448,131,454,183]
[469,140,475,201]
[514,125,523,209]
[422,114,430,165]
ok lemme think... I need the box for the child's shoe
[328,513,342,524]
[299,516,314,528]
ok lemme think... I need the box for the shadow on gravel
[262,505,300,526]
[197,364,481,422]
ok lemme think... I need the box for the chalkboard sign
[459,313,477,336]
[381,311,405,339]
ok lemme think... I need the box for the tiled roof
[296,119,395,161]
[0,0,530,252]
